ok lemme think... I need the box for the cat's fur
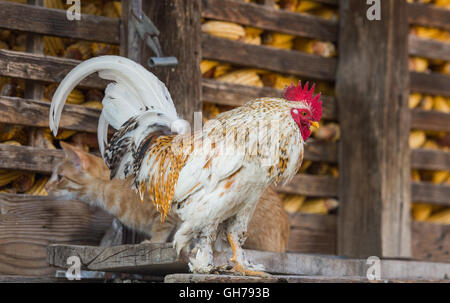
[46,142,290,252]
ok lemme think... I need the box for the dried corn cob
[409,93,422,109]
[202,21,246,41]
[412,203,433,221]
[298,198,338,214]
[64,42,93,60]
[66,89,85,104]
[411,169,421,182]
[295,1,321,12]
[420,95,434,110]
[200,60,220,75]
[308,7,338,20]
[43,36,65,57]
[216,69,263,87]
[432,170,449,184]
[409,57,429,72]
[81,3,102,16]
[81,101,102,109]
[433,96,449,113]
[0,169,22,187]
[427,209,450,224]
[263,32,295,50]
[103,1,121,18]
[12,172,35,193]
[293,37,336,58]
[423,139,440,150]
[244,27,263,45]
[213,63,233,78]
[25,176,49,196]
[409,130,426,149]
[44,0,65,10]
[0,124,26,144]
[203,103,221,120]
[261,73,299,90]
[283,195,306,213]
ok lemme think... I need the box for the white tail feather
[49,56,189,158]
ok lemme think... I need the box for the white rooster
[49,56,322,276]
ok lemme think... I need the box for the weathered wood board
[47,243,450,280]
[0,194,112,276]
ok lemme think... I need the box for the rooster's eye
[302,112,307,116]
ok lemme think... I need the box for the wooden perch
[47,243,450,280]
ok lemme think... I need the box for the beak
[310,121,320,129]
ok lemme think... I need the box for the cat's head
[45,142,110,200]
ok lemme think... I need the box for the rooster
[49,56,322,276]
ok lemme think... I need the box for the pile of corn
[407,0,450,225]
[0,0,121,195]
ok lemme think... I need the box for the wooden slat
[407,2,450,31]
[0,49,107,89]
[412,182,450,206]
[202,79,337,120]
[288,213,450,263]
[412,221,450,263]
[0,144,64,173]
[409,36,450,62]
[0,194,112,276]
[48,242,450,279]
[277,174,338,197]
[201,0,338,42]
[202,34,337,81]
[287,213,336,254]
[0,96,101,133]
[411,148,450,171]
[0,2,120,44]
[410,72,450,98]
[304,140,337,163]
[411,108,450,132]
[336,0,411,258]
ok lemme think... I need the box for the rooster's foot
[227,233,269,277]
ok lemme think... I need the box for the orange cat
[46,142,290,252]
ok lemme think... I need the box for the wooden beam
[0,144,64,173]
[412,221,450,263]
[336,0,411,258]
[164,273,444,283]
[47,243,188,275]
[201,0,338,42]
[202,34,337,81]
[410,72,450,98]
[277,174,338,197]
[0,194,112,276]
[407,2,450,31]
[0,1,120,44]
[408,36,450,62]
[0,50,107,89]
[144,0,202,126]
[287,213,336,254]
[412,182,450,206]
[411,148,450,171]
[47,242,450,280]
[202,79,337,120]
[0,96,101,133]
[411,109,450,132]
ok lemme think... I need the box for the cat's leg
[99,218,123,247]
[149,215,178,243]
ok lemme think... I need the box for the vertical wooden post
[144,0,202,126]
[336,0,411,258]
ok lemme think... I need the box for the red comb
[284,81,323,121]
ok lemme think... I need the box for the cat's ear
[60,142,91,171]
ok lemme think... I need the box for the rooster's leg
[227,233,267,277]
[188,228,216,274]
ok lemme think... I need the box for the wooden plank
[277,174,338,197]
[411,148,450,171]
[411,108,450,132]
[287,213,336,254]
[0,275,105,283]
[412,221,450,263]
[164,273,445,283]
[0,1,120,44]
[145,0,202,126]
[288,213,450,263]
[409,36,450,62]
[202,34,337,81]
[47,243,188,275]
[0,49,107,89]
[407,2,450,31]
[336,0,411,258]
[412,182,450,206]
[47,242,450,279]
[0,96,101,133]
[0,144,64,173]
[202,79,337,120]
[0,194,112,276]
[202,0,337,42]
[410,72,450,98]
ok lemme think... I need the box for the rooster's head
[284,81,323,142]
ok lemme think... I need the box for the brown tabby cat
[46,142,290,252]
